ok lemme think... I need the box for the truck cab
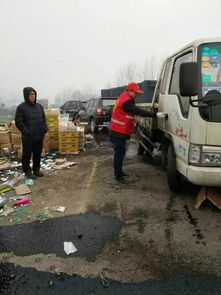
[136,38,221,191]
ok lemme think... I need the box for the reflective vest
[110,92,135,135]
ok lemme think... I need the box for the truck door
[159,51,193,176]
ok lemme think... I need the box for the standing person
[109,82,167,185]
[15,87,48,179]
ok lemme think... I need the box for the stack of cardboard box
[77,126,85,151]
[59,131,79,154]
[0,126,11,153]
[45,110,59,151]
[11,121,21,153]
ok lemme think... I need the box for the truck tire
[90,118,98,133]
[167,144,181,192]
[161,143,168,168]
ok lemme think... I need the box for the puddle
[0,213,123,261]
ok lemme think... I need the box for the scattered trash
[85,134,94,140]
[100,272,110,288]
[55,161,76,170]
[1,177,8,182]
[33,210,49,220]
[13,196,31,207]
[0,160,10,171]
[10,217,22,223]
[56,206,66,213]
[0,187,12,194]
[24,179,35,185]
[14,184,32,195]
[49,280,54,287]
[63,241,78,255]
[0,205,14,216]
[0,196,6,207]
[55,158,66,164]
[9,207,33,216]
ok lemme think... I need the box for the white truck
[136,38,221,192]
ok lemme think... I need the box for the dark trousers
[110,135,126,179]
[22,138,43,173]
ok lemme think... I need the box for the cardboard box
[13,144,21,152]
[11,133,21,145]
[0,131,10,144]
[1,143,12,151]
[11,121,21,134]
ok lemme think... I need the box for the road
[0,132,221,294]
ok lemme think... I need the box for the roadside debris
[10,217,22,223]
[55,161,76,170]
[63,242,78,255]
[24,179,35,185]
[0,205,14,216]
[13,196,31,207]
[100,272,110,288]
[14,184,32,195]
[56,206,66,213]
[33,210,50,220]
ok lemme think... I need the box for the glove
[156,112,168,119]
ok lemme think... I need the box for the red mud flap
[195,187,221,210]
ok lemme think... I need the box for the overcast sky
[1,0,221,103]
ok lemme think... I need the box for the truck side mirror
[202,90,221,106]
[179,62,200,96]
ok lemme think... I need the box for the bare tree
[139,56,163,81]
[115,62,138,86]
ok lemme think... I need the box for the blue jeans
[110,135,126,179]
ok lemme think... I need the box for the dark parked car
[77,98,116,133]
[60,100,84,120]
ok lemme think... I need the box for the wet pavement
[0,213,123,260]
[1,262,221,295]
[1,132,221,293]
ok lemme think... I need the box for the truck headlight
[201,146,221,166]
[189,144,201,164]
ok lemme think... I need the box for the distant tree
[115,62,138,86]
[139,56,163,81]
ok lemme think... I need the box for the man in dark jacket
[15,87,48,179]
[110,82,167,184]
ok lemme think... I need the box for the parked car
[49,103,61,109]
[60,100,84,120]
[77,98,116,133]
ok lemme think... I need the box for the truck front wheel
[167,144,181,192]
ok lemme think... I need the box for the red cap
[127,82,143,94]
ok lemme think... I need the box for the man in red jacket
[109,82,166,184]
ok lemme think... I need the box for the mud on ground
[1,134,221,284]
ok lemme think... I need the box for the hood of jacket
[23,87,37,104]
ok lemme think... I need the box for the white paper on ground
[56,206,66,212]
[64,242,78,255]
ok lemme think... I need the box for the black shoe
[116,176,126,185]
[33,170,44,177]
[25,171,37,179]
[122,171,129,177]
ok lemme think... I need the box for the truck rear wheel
[90,118,98,133]
[135,129,145,155]
[167,144,181,192]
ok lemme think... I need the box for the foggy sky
[1,0,221,103]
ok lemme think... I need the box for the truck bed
[136,103,159,131]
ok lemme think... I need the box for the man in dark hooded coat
[15,87,48,179]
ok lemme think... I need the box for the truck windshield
[199,43,221,122]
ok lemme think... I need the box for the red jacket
[110,92,135,135]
